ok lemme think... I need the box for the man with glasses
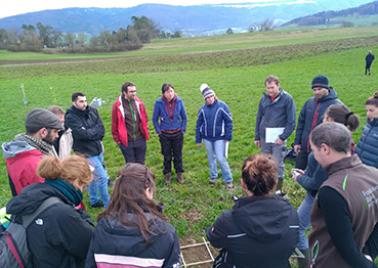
[112,82,149,164]
[2,108,62,196]
[293,75,341,169]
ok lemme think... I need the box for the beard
[43,129,58,145]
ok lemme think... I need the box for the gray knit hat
[200,83,215,99]
[25,108,63,133]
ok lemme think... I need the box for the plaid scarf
[17,134,57,156]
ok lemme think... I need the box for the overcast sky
[1,0,295,19]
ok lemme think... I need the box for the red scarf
[163,95,177,120]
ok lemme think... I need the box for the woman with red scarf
[153,83,187,184]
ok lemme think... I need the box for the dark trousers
[119,139,146,164]
[295,149,309,170]
[159,132,184,175]
[365,63,372,75]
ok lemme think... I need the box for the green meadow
[1,26,378,243]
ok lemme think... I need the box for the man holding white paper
[254,75,296,190]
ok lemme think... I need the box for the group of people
[2,74,378,267]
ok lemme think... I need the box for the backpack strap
[21,197,62,228]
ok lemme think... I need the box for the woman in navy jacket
[85,163,181,268]
[356,91,378,168]
[196,83,233,189]
[207,153,299,268]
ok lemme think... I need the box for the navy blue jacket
[356,118,378,168]
[196,100,232,143]
[297,153,328,197]
[294,89,340,152]
[85,215,180,268]
[152,96,187,134]
[255,89,296,141]
[207,195,298,268]
[65,106,105,157]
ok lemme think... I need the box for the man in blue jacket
[254,75,296,190]
[153,83,187,184]
[294,75,340,169]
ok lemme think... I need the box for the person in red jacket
[112,81,149,164]
[2,108,62,196]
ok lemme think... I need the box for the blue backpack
[0,197,61,268]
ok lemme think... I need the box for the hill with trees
[0,1,374,36]
[283,0,378,27]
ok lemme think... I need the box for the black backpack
[0,197,62,268]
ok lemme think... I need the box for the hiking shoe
[209,177,217,185]
[91,201,104,208]
[177,173,185,184]
[226,182,234,190]
[164,172,172,184]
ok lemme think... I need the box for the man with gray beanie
[2,108,62,196]
[293,75,341,169]
[309,122,378,268]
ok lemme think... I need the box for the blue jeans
[261,140,286,178]
[87,153,110,208]
[297,193,314,250]
[203,139,233,183]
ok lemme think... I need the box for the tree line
[0,16,182,53]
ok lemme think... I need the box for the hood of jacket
[232,195,295,242]
[317,87,338,103]
[6,183,71,216]
[2,134,37,159]
[96,214,169,252]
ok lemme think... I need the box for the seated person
[85,163,181,268]
[207,153,299,268]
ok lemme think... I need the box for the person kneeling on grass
[207,153,299,268]
[6,155,94,268]
[85,163,181,268]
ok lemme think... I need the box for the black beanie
[311,75,330,90]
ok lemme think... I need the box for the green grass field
[1,26,378,246]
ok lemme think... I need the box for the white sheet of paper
[265,127,285,143]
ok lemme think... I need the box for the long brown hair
[37,155,92,187]
[98,163,164,241]
[241,154,278,196]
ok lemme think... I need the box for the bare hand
[275,138,284,145]
[196,143,202,149]
[254,140,261,148]
[294,144,301,154]
[291,168,304,180]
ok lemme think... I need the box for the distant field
[1,27,378,244]
[1,26,378,63]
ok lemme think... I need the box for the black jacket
[65,106,105,156]
[85,215,181,268]
[207,195,299,268]
[6,183,94,268]
[294,89,340,152]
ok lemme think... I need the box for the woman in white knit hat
[195,83,234,189]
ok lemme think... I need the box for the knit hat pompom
[199,83,215,100]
